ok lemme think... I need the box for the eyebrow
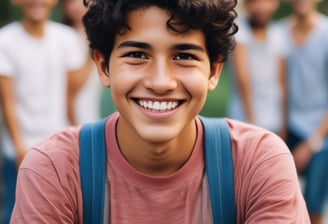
[117,41,205,52]
[171,43,205,52]
[118,41,152,49]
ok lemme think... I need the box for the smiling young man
[10,0,310,223]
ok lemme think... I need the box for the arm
[0,76,27,166]
[67,57,94,125]
[292,112,328,172]
[231,43,255,124]
[278,58,287,140]
[312,112,328,140]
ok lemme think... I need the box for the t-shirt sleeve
[243,153,310,223]
[229,120,310,223]
[0,37,15,76]
[10,149,78,224]
[235,19,250,45]
[63,29,85,71]
[10,129,82,224]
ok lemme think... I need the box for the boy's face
[244,0,279,27]
[288,0,320,16]
[12,0,57,23]
[94,6,222,143]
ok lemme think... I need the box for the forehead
[113,6,206,49]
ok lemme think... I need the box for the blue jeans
[0,156,17,224]
[287,131,328,214]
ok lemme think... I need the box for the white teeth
[138,100,180,112]
[147,101,152,109]
[153,102,160,110]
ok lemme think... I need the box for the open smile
[133,99,185,113]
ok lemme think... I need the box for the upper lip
[132,97,186,102]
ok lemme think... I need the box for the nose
[143,59,178,94]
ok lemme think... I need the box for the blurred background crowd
[0,0,328,223]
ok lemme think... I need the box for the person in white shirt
[61,0,116,124]
[278,0,328,222]
[0,0,84,222]
[228,0,287,137]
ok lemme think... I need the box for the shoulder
[47,21,75,34]
[47,21,81,43]
[225,118,291,168]
[225,119,309,223]
[268,23,288,55]
[318,14,328,34]
[0,22,21,43]
[235,18,251,44]
[272,18,290,32]
[319,14,328,25]
[20,125,82,185]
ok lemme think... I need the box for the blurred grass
[200,67,230,118]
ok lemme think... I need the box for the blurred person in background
[61,0,103,123]
[278,0,328,223]
[228,0,287,137]
[0,0,84,222]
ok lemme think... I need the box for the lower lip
[134,101,182,121]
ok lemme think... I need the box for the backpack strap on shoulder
[79,118,107,224]
[199,116,236,224]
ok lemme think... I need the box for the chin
[136,125,182,144]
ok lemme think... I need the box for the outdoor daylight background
[1,0,328,222]
[1,0,327,118]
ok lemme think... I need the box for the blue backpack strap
[79,118,107,224]
[199,116,236,224]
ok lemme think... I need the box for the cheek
[177,69,210,104]
[109,66,141,101]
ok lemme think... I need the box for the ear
[93,50,111,87]
[208,62,223,91]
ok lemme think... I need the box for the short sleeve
[244,153,310,223]
[235,19,251,45]
[62,29,85,71]
[11,127,83,223]
[0,34,15,76]
[227,119,311,223]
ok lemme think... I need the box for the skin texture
[288,0,328,223]
[93,6,223,176]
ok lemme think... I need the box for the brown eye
[174,53,197,60]
[125,51,148,59]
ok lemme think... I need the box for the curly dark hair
[83,0,238,67]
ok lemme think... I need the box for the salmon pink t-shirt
[11,113,310,223]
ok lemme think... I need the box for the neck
[72,22,85,34]
[117,118,197,176]
[21,18,47,39]
[248,19,268,41]
[292,10,318,29]
[251,27,267,41]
